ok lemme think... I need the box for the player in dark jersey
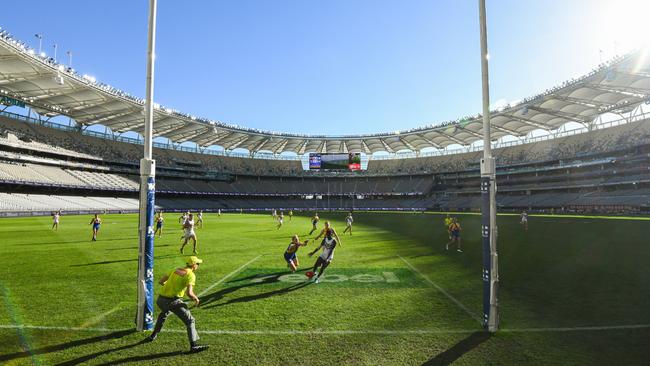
[283,235,309,273]
[89,214,102,241]
[308,213,320,235]
[445,218,462,252]
[154,211,164,237]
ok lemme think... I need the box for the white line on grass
[197,255,263,297]
[79,303,124,329]
[2,323,650,335]
[398,255,483,325]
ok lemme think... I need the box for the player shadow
[16,237,136,246]
[421,331,492,365]
[0,329,135,363]
[69,254,178,267]
[199,269,309,308]
[104,244,173,251]
[202,281,311,310]
[227,268,308,283]
[93,350,186,365]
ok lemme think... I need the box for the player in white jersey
[197,210,204,229]
[276,212,284,230]
[307,222,342,283]
[272,209,277,220]
[217,209,221,217]
[51,210,61,231]
[520,211,528,231]
[343,213,354,236]
[180,213,198,254]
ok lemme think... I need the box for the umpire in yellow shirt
[146,256,209,353]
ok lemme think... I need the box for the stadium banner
[0,95,25,108]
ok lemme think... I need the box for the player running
[343,212,354,236]
[217,209,221,217]
[445,218,462,252]
[308,213,320,235]
[520,211,528,231]
[288,210,293,221]
[307,221,342,283]
[180,213,198,254]
[154,211,164,237]
[179,211,189,224]
[444,214,453,239]
[89,214,102,241]
[146,256,209,353]
[277,212,284,230]
[51,210,61,231]
[197,210,204,229]
[272,209,277,221]
[284,235,309,273]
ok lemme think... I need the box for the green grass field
[0,211,648,365]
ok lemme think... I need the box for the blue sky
[1,0,648,136]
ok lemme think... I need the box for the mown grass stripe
[398,255,483,325]
[197,255,263,297]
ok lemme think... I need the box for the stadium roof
[1,31,650,154]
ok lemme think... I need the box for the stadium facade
[1,30,649,215]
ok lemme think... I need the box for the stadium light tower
[478,0,499,333]
[135,0,158,332]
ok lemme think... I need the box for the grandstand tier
[1,113,649,215]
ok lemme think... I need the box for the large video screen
[309,153,361,171]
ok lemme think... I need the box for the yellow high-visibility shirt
[444,218,452,226]
[160,268,196,298]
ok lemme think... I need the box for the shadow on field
[17,237,136,246]
[0,329,135,363]
[421,331,492,366]
[203,282,311,309]
[94,350,186,365]
[69,254,178,267]
[199,269,309,308]
[104,244,173,251]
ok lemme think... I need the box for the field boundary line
[398,255,483,325]
[198,254,263,297]
[500,324,650,332]
[2,323,649,335]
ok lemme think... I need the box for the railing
[1,108,648,163]
[371,112,649,160]
[0,110,300,161]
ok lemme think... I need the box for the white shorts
[184,230,196,239]
[521,218,528,223]
[279,219,283,224]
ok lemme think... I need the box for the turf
[0,211,648,365]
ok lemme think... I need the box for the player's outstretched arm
[158,274,169,286]
[187,284,200,307]
[308,244,321,256]
[314,230,324,240]
[330,229,342,246]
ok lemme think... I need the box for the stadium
[1,1,650,365]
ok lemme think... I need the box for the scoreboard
[309,153,362,171]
